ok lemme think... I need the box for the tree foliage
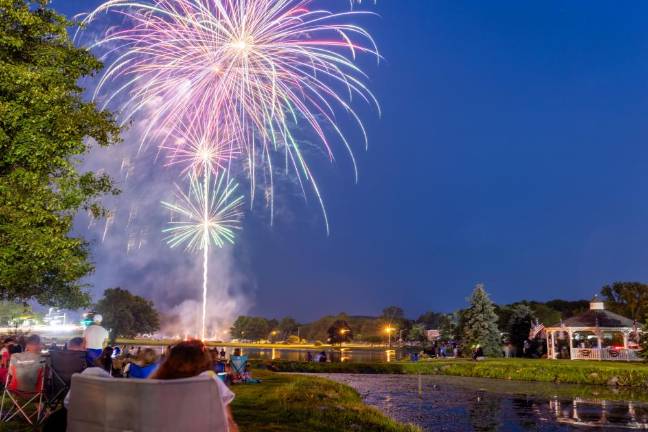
[230,316,273,341]
[507,304,535,356]
[416,311,444,329]
[0,301,32,325]
[601,282,648,321]
[278,316,299,339]
[407,323,427,342]
[0,0,120,308]
[94,288,159,339]
[327,319,353,344]
[462,284,501,357]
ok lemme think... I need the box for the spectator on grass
[0,338,15,367]
[95,346,114,374]
[151,340,238,431]
[126,348,159,379]
[67,337,85,351]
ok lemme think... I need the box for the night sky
[55,1,648,322]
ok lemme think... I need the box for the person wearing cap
[83,314,109,365]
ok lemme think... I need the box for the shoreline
[252,358,648,389]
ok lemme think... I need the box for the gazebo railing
[570,348,641,361]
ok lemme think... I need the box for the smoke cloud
[75,115,255,339]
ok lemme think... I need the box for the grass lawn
[231,370,420,432]
[254,357,648,388]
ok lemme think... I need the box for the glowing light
[81,0,380,232]
[162,171,243,250]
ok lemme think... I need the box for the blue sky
[56,1,648,321]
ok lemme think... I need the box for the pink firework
[82,0,380,230]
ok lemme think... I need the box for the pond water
[139,345,403,363]
[312,374,648,431]
[233,347,401,363]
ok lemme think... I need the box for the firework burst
[82,0,380,229]
[162,171,243,250]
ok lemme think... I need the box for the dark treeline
[230,282,648,358]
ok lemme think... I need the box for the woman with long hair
[151,340,238,431]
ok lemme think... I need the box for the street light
[384,326,395,348]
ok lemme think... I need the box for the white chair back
[67,373,228,432]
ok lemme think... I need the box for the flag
[529,321,545,339]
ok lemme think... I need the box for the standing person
[306,351,313,362]
[84,314,109,365]
[219,347,226,359]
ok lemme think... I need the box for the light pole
[384,326,395,348]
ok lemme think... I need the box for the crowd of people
[0,315,241,431]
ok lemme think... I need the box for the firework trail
[82,0,379,338]
[162,170,243,339]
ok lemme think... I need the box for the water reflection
[314,373,648,431]
[228,347,405,363]
[550,399,648,429]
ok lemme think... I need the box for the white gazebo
[545,296,641,361]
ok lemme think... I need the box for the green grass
[231,370,420,432]
[254,358,648,388]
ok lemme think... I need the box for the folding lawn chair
[229,355,249,383]
[47,350,86,408]
[67,373,229,431]
[0,353,48,425]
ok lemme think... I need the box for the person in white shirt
[83,314,109,365]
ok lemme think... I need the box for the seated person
[8,334,44,391]
[126,348,159,379]
[151,340,238,431]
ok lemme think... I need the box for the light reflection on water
[138,345,403,362]
[312,374,648,431]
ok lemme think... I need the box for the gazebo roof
[550,295,635,328]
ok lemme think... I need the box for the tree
[601,282,648,321]
[544,299,589,319]
[382,306,405,322]
[416,311,444,329]
[278,317,298,339]
[229,316,272,341]
[438,314,457,341]
[507,304,535,357]
[462,284,501,357]
[407,323,427,342]
[381,306,405,333]
[0,301,31,326]
[0,1,120,308]
[327,320,353,345]
[640,320,648,360]
[95,288,160,340]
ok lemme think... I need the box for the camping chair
[0,354,48,424]
[47,350,86,408]
[229,355,249,384]
[67,373,229,432]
